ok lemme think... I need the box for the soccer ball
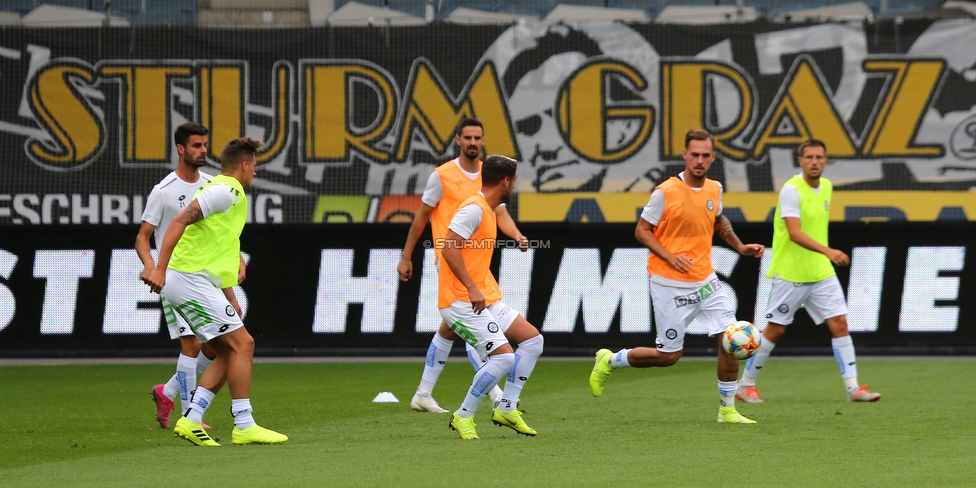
[722,321,761,360]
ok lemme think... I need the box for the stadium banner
[518,191,976,222]
[0,222,973,356]
[3,21,976,224]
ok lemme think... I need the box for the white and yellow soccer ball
[722,321,761,360]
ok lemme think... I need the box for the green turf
[0,358,973,487]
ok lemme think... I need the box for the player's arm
[440,230,486,314]
[135,221,157,284]
[495,205,528,252]
[222,287,243,318]
[146,201,205,293]
[238,254,247,284]
[398,203,434,281]
[783,217,849,265]
[635,218,692,273]
[714,214,764,257]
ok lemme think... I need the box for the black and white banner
[3,21,976,224]
[0,223,973,356]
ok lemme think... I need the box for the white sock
[418,333,453,394]
[176,354,197,413]
[740,337,776,387]
[231,398,255,430]
[186,386,215,423]
[719,380,737,407]
[162,363,180,401]
[609,349,631,369]
[500,335,543,412]
[458,352,514,418]
[195,353,213,377]
[832,335,860,394]
[466,344,504,403]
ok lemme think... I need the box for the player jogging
[736,139,881,404]
[398,118,528,413]
[147,137,287,446]
[439,155,544,440]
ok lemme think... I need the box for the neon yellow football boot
[491,407,537,436]
[449,411,479,440]
[174,417,220,446]
[232,424,289,445]
[717,406,756,424]
[589,348,614,397]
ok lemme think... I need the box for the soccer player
[736,139,881,403]
[137,122,224,429]
[398,118,529,413]
[440,155,543,440]
[588,128,765,424]
[146,137,287,446]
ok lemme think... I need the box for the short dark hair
[684,128,714,149]
[220,137,263,171]
[482,154,517,186]
[455,117,483,138]
[798,139,826,157]
[173,122,209,147]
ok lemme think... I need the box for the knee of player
[518,333,544,356]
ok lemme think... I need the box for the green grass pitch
[1,357,973,486]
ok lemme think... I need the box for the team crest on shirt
[706,200,714,211]
[824,201,829,211]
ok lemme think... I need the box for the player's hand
[140,265,154,285]
[146,268,166,294]
[826,248,850,266]
[397,256,413,281]
[468,287,487,314]
[515,233,529,252]
[666,254,693,273]
[739,243,765,258]
[238,263,247,285]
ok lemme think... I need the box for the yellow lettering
[27,63,103,166]
[395,61,515,160]
[199,65,243,162]
[752,57,856,158]
[556,60,653,162]
[862,60,945,157]
[100,64,192,163]
[303,61,395,162]
[661,61,753,159]
[255,63,291,164]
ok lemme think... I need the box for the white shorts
[163,269,244,342]
[439,300,519,359]
[160,294,193,340]
[651,278,736,353]
[765,275,847,326]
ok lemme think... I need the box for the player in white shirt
[136,123,237,429]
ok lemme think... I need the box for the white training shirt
[447,194,486,239]
[195,183,237,218]
[640,172,724,226]
[778,176,821,219]
[141,171,213,248]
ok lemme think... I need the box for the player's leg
[589,282,686,397]
[699,286,755,424]
[152,297,198,428]
[811,277,880,402]
[464,342,505,407]
[490,303,541,436]
[737,277,807,403]
[411,322,456,413]
[441,301,513,440]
